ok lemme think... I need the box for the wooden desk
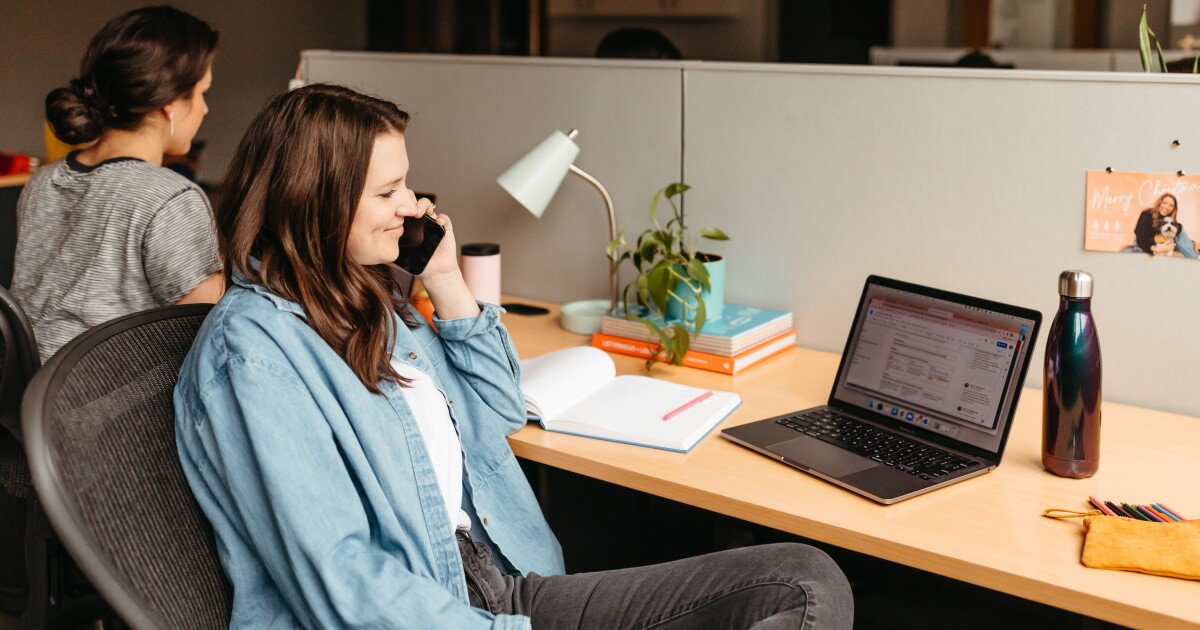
[0,173,28,288]
[501,298,1200,629]
[0,173,32,188]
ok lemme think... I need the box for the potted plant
[1139,5,1199,73]
[607,182,729,368]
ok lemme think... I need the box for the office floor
[525,461,1124,630]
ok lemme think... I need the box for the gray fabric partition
[301,51,1200,416]
[683,63,1200,414]
[303,52,684,307]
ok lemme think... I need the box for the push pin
[1173,140,1182,147]
[1179,170,1187,177]
[1105,166,1113,173]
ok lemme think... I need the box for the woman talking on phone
[174,83,853,628]
[12,6,222,360]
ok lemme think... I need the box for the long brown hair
[1152,193,1180,229]
[218,84,416,393]
[46,5,218,144]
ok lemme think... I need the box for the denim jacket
[174,271,563,629]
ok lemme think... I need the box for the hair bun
[68,78,103,108]
[45,77,109,145]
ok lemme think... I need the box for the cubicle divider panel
[683,63,1200,414]
[302,52,684,306]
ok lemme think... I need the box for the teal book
[599,304,793,356]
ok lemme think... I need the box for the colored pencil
[1088,496,1118,516]
[1121,502,1150,520]
[1133,505,1165,522]
[1142,505,1173,522]
[1156,503,1188,521]
[1105,501,1133,518]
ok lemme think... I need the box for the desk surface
[501,297,1200,629]
[0,173,32,188]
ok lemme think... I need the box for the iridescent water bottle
[1043,270,1102,478]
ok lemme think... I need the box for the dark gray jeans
[457,532,853,629]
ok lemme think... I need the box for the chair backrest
[0,285,39,439]
[0,285,39,612]
[22,304,232,630]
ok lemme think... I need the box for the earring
[169,113,174,136]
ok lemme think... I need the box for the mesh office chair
[22,304,232,629]
[1,286,115,628]
[0,285,37,616]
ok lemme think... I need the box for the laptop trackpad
[774,438,876,479]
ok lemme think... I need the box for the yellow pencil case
[1049,512,1200,580]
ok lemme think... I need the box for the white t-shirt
[390,359,472,532]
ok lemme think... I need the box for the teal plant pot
[666,254,725,323]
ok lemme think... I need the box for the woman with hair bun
[12,5,222,361]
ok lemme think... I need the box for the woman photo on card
[1132,193,1199,258]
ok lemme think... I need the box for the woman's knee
[760,543,854,625]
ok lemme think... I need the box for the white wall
[991,0,1058,49]
[0,0,366,180]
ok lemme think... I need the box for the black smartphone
[395,213,446,275]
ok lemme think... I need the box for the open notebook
[519,347,741,452]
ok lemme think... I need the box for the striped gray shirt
[12,153,221,361]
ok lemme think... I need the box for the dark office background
[366,0,893,63]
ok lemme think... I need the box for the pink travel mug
[460,243,501,305]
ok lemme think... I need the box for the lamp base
[560,299,612,335]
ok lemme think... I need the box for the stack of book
[592,304,796,375]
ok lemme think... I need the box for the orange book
[591,328,797,375]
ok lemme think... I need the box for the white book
[519,347,741,452]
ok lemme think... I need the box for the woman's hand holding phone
[401,198,480,319]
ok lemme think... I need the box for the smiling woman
[175,82,853,629]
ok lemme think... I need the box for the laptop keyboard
[776,409,981,480]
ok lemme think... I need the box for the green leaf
[646,264,673,313]
[666,332,688,365]
[692,299,706,337]
[605,232,626,260]
[638,238,660,263]
[1153,30,1168,73]
[1139,5,1153,72]
[699,227,730,240]
[664,182,690,198]
[1194,53,1199,74]
[686,257,710,288]
[648,188,663,228]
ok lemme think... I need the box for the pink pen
[663,391,714,421]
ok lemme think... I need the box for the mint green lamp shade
[496,129,619,334]
[496,130,581,218]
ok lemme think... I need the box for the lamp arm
[568,163,618,313]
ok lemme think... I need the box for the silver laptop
[721,275,1042,504]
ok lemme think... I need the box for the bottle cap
[461,242,500,257]
[1058,269,1094,298]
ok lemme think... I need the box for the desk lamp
[497,129,617,334]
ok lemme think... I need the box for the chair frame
[0,286,39,617]
[22,304,214,630]
[0,285,38,442]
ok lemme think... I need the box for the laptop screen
[830,277,1040,455]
